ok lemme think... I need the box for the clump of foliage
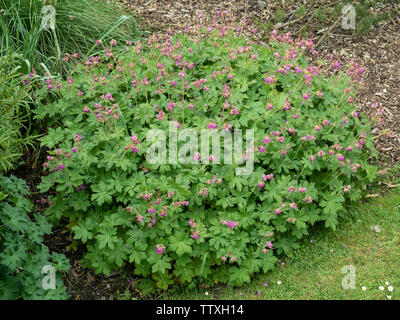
[0,175,70,299]
[34,12,381,290]
[0,0,141,72]
[0,52,33,173]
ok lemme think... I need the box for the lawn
[164,188,400,300]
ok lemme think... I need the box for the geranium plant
[34,12,380,290]
[0,175,69,299]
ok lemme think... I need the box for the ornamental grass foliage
[34,12,381,290]
[0,0,141,73]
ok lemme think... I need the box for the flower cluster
[155,244,166,255]
[221,219,239,230]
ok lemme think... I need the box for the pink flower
[207,121,218,129]
[343,185,351,193]
[259,146,266,153]
[230,105,239,115]
[263,137,271,144]
[157,110,166,120]
[130,135,139,143]
[199,188,208,196]
[56,163,65,171]
[105,92,114,101]
[193,153,201,161]
[333,143,342,151]
[286,217,296,223]
[303,92,310,100]
[303,196,313,203]
[301,134,316,141]
[264,74,276,84]
[155,244,165,255]
[222,220,239,230]
[274,208,282,215]
[314,124,322,131]
[222,84,231,98]
[188,219,196,228]
[142,77,150,86]
[178,70,186,79]
[190,230,200,239]
[167,102,175,111]
[262,174,274,181]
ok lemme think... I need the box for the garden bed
[2,0,399,300]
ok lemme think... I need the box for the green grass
[163,188,400,300]
[0,51,34,173]
[0,0,142,73]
